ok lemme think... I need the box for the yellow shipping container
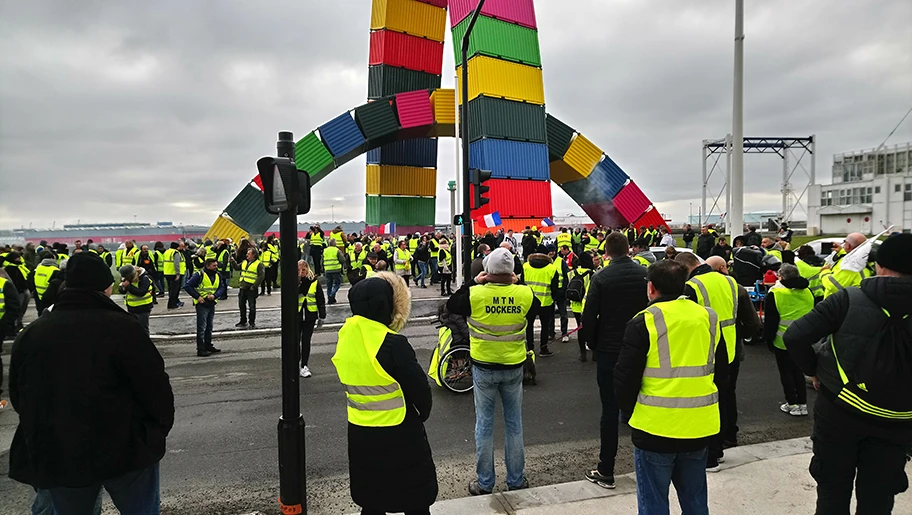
[562,134,602,178]
[371,0,447,43]
[205,215,248,243]
[456,56,544,105]
[429,88,456,137]
[366,165,437,197]
[550,160,587,185]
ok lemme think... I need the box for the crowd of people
[0,222,910,515]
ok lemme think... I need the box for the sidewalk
[427,437,912,514]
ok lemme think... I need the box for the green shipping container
[546,114,576,162]
[368,65,441,100]
[452,15,541,67]
[461,95,547,143]
[366,195,436,226]
[295,132,334,179]
[354,99,400,142]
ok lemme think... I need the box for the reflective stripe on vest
[162,249,178,276]
[523,263,555,306]
[627,299,721,439]
[770,286,815,350]
[310,233,323,247]
[205,246,217,260]
[298,280,318,313]
[240,260,260,285]
[823,259,871,299]
[323,247,342,272]
[34,264,57,300]
[125,277,153,308]
[557,233,572,248]
[409,238,419,252]
[331,316,406,427]
[687,272,738,363]
[267,244,280,263]
[194,272,220,304]
[467,283,533,366]
[394,249,411,272]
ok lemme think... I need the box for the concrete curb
[423,437,813,514]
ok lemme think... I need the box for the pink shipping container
[612,181,652,222]
[470,178,552,219]
[396,90,435,128]
[416,0,448,7]
[369,30,444,75]
[448,0,537,30]
[634,207,669,230]
[580,200,629,229]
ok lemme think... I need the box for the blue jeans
[473,366,525,490]
[416,261,428,287]
[46,463,159,515]
[634,447,709,515]
[196,303,215,351]
[34,488,102,515]
[326,271,342,300]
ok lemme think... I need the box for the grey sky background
[1,0,910,229]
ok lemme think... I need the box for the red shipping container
[416,0,448,7]
[470,178,552,219]
[395,90,434,129]
[634,207,669,230]
[473,217,555,234]
[369,30,444,75]
[612,181,651,222]
[251,175,264,191]
[364,225,434,236]
[449,0,537,30]
[580,200,628,228]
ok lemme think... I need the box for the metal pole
[275,131,306,515]
[454,78,463,289]
[730,0,745,239]
[701,141,708,226]
[782,145,789,221]
[725,133,732,235]
[810,134,816,186]
[461,0,487,285]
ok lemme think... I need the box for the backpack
[567,270,589,302]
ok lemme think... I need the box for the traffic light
[471,168,492,210]
[454,214,464,225]
[256,156,312,215]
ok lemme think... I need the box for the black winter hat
[876,234,912,275]
[66,253,114,291]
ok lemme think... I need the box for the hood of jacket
[38,258,58,267]
[349,271,411,332]
[527,253,553,269]
[636,250,657,263]
[860,276,912,317]
[780,275,810,290]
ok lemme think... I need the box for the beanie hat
[66,253,114,291]
[876,234,912,275]
[119,264,137,280]
[483,248,516,275]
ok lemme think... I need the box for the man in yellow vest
[762,264,815,416]
[447,248,540,495]
[0,269,22,343]
[115,241,137,269]
[117,264,154,335]
[183,258,226,356]
[28,253,60,316]
[522,252,560,357]
[162,242,186,309]
[614,259,722,513]
[794,245,826,302]
[323,239,347,304]
[676,252,736,471]
[556,228,572,252]
[231,248,264,329]
[821,232,873,299]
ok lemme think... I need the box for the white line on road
[149,296,447,319]
[149,315,440,341]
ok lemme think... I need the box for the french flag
[380,222,396,235]
[541,217,555,227]
[482,211,502,228]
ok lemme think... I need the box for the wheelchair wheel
[439,347,473,394]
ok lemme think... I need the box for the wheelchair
[428,326,473,394]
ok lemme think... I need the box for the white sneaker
[561,336,570,343]
[798,404,809,416]
[300,366,312,378]
[780,402,798,414]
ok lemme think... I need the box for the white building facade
[808,142,912,235]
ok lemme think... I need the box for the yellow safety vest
[34,264,57,301]
[153,250,164,271]
[99,251,111,267]
[239,259,261,285]
[57,254,67,265]
[766,249,783,262]
[331,315,407,427]
[628,299,721,439]
[769,286,815,350]
[569,268,592,314]
[162,249,178,276]
[794,259,824,300]
[205,245,217,261]
[310,233,324,247]
[633,255,651,267]
[523,262,556,307]
[584,236,598,253]
[0,276,6,320]
[394,249,411,273]
[440,249,452,267]
[298,280,318,313]
[194,272,220,305]
[557,233,572,249]
[124,276,153,309]
[363,263,376,278]
[429,239,440,252]
[267,243,280,263]
[409,238,419,252]
[467,283,534,366]
[822,259,872,299]
[323,247,342,273]
[260,248,273,268]
[348,249,367,269]
[686,272,738,363]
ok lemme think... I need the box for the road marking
[149,297,447,319]
[150,316,440,341]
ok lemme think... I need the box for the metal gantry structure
[701,136,816,234]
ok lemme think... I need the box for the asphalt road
[0,321,816,515]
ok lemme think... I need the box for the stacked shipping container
[366,0,446,227]
[454,0,553,227]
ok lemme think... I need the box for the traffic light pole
[460,0,486,285]
[276,131,307,515]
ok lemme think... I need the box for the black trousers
[166,275,182,308]
[709,365,730,462]
[262,267,278,294]
[300,318,316,367]
[810,404,909,515]
[439,273,452,295]
[238,288,258,325]
[724,358,741,443]
[525,304,553,352]
[311,248,324,275]
[774,347,807,405]
[554,297,568,337]
[595,351,620,475]
[573,312,586,355]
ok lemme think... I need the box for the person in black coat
[334,272,437,514]
[8,253,174,512]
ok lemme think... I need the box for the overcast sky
[1,0,910,229]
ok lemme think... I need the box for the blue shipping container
[589,154,630,199]
[318,112,365,158]
[469,139,549,181]
[366,138,438,168]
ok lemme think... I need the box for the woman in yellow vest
[393,239,412,287]
[331,272,437,514]
[569,253,595,362]
[297,260,326,379]
[117,264,154,335]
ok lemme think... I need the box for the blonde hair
[298,260,314,280]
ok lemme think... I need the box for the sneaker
[468,480,492,496]
[300,366,312,378]
[561,335,570,343]
[235,322,247,328]
[508,477,530,491]
[585,469,616,489]
[798,404,809,416]
[207,346,222,353]
[706,459,721,472]
[248,323,256,329]
[540,346,554,357]
[196,350,211,357]
[579,352,588,362]
[780,402,799,414]
[177,301,185,307]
